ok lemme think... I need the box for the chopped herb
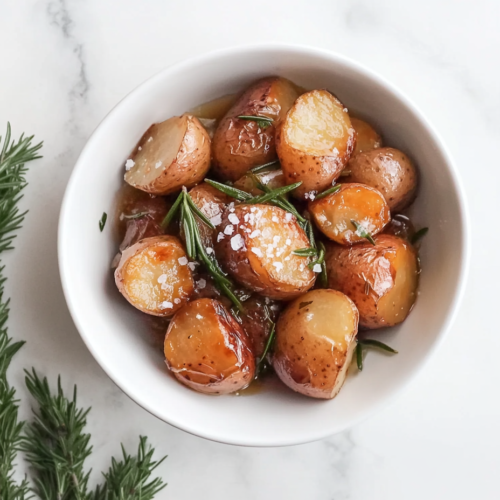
[351,219,375,245]
[99,212,107,232]
[411,227,429,244]
[320,261,328,288]
[299,301,313,309]
[314,183,342,200]
[237,115,273,129]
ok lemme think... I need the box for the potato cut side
[233,168,286,197]
[115,235,194,317]
[350,117,382,155]
[124,114,210,195]
[215,204,316,299]
[164,299,255,394]
[273,289,359,399]
[276,89,355,199]
[326,234,418,329]
[309,183,390,245]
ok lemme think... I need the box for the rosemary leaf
[161,190,184,228]
[204,179,251,201]
[356,342,363,371]
[359,339,398,354]
[411,227,429,244]
[320,261,328,288]
[351,219,376,245]
[247,182,302,204]
[249,160,280,173]
[255,321,276,378]
[185,193,215,229]
[237,115,273,129]
[314,184,342,200]
[293,248,318,257]
[181,197,196,260]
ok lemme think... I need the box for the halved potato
[351,117,382,155]
[164,298,255,394]
[309,183,390,245]
[233,168,286,197]
[272,289,359,399]
[325,234,419,329]
[215,204,316,299]
[115,235,194,316]
[344,147,417,212]
[124,114,210,195]
[212,77,300,181]
[276,89,356,199]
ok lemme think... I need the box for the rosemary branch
[355,339,398,371]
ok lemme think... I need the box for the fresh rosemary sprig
[237,115,273,129]
[355,339,398,371]
[411,227,429,244]
[122,211,151,220]
[249,160,280,173]
[351,219,376,245]
[99,212,107,232]
[162,188,243,311]
[293,248,318,257]
[314,183,342,201]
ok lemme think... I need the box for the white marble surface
[1,0,499,498]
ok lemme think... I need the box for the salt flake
[155,161,162,169]
[210,214,222,226]
[249,230,261,239]
[231,234,244,251]
[228,213,240,224]
[251,247,263,257]
[313,264,322,273]
[160,301,173,309]
[273,262,284,271]
[224,224,234,235]
[196,278,207,289]
[178,257,188,266]
[125,159,135,170]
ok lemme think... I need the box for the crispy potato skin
[215,204,316,299]
[325,234,418,329]
[273,289,359,399]
[276,90,356,199]
[344,147,417,212]
[164,299,255,395]
[212,77,300,181]
[115,235,194,317]
[309,183,390,245]
[351,117,382,155]
[125,114,211,195]
[233,168,286,197]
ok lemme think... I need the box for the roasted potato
[185,184,231,248]
[164,298,255,394]
[212,77,300,181]
[273,289,359,399]
[276,89,356,199]
[350,117,382,155]
[309,183,390,245]
[326,234,418,329]
[215,204,316,299]
[115,235,194,316]
[344,147,417,212]
[233,168,286,197]
[124,114,210,195]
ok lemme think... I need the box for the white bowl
[59,44,469,447]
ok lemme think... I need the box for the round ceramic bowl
[58,44,469,447]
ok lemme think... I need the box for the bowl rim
[58,42,470,447]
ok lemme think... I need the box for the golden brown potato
[351,117,382,155]
[344,147,417,212]
[185,184,231,248]
[212,77,300,181]
[326,234,419,329]
[309,183,390,245]
[164,298,255,394]
[115,235,194,317]
[233,168,286,196]
[276,89,356,199]
[215,204,316,299]
[273,289,359,399]
[124,114,210,195]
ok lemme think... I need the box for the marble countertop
[2,1,499,498]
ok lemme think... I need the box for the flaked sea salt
[155,161,162,169]
[196,278,207,289]
[224,224,234,235]
[272,215,279,223]
[125,159,135,170]
[217,232,225,242]
[157,274,167,284]
[251,247,263,257]
[228,213,240,225]
[313,264,322,273]
[249,229,261,238]
[206,247,214,255]
[285,238,292,246]
[273,262,284,271]
[160,301,173,309]
[210,214,222,226]
[174,298,181,304]
[285,213,293,222]
[231,234,244,251]
[178,256,188,266]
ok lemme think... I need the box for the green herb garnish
[255,321,276,378]
[356,338,398,371]
[237,115,273,129]
[351,219,375,245]
[204,179,252,202]
[293,247,318,257]
[99,212,107,232]
[314,183,342,200]
[122,211,150,220]
[250,160,280,173]
[411,227,429,244]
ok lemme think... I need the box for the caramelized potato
[273,289,358,399]
[351,117,382,155]
[344,147,417,211]
[212,77,300,181]
[115,236,194,316]
[164,299,255,394]
[326,234,418,329]
[276,89,356,199]
[215,204,316,299]
[309,183,390,245]
[233,168,286,197]
[185,184,231,248]
[125,114,210,195]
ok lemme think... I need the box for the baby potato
[212,77,300,181]
[233,168,286,197]
[185,183,231,248]
[115,235,194,317]
[350,117,382,155]
[164,298,255,395]
[309,183,390,245]
[276,89,356,199]
[124,114,210,195]
[325,234,418,329]
[215,204,316,300]
[273,289,359,399]
[344,147,417,212]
